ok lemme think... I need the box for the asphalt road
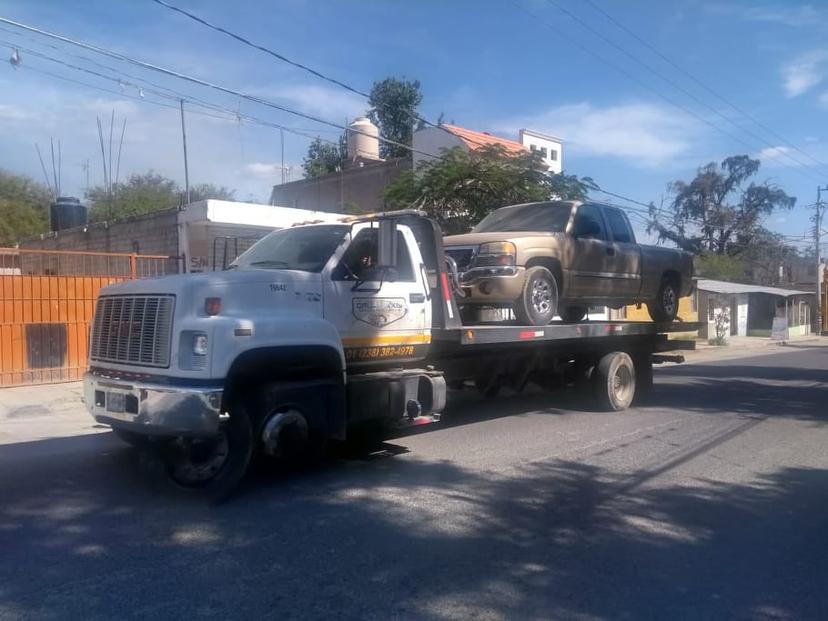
[1,346,827,620]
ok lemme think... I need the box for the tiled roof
[441,124,527,154]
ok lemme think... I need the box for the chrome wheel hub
[532,279,552,314]
[612,366,633,402]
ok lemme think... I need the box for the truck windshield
[473,202,573,233]
[231,224,349,272]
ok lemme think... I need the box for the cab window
[572,204,607,240]
[333,228,415,281]
[605,208,635,243]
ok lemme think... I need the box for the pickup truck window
[605,208,635,243]
[473,202,571,233]
[572,205,607,240]
[333,229,415,282]
[231,224,348,272]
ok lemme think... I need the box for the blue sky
[1,0,827,249]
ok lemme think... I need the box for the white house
[412,124,564,173]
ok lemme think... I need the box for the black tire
[474,376,501,398]
[647,278,679,322]
[251,383,328,465]
[560,306,588,323]
[513,266,559,326]
[592,351,636,411]
[161,404,253,503]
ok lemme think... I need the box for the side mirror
[377,219,398,268]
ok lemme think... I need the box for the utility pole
[179,99,190,204]
[280,128,285,185]
[816,187,827,334]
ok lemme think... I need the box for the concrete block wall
[20,210,180,257]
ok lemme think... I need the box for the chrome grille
[444,247,476,272]
[90,295,175,367]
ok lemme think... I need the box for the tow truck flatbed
[436,320,703,346]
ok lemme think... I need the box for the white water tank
[347,117,380,160]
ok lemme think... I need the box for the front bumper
[460,266,526,303]
[83,372,223,437]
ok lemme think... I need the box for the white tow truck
[84,211,698,499]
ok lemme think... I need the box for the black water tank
[50,197,88,232]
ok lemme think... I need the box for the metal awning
[696,279,812,297]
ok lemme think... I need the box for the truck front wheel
[161,404,253,503]
[514,266,559,326]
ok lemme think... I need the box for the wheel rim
[663,285,677,315]
[612,365,633,403]
[168,419,230,486]
[531,278,553,315]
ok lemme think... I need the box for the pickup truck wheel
[560,306,588,323]
[514,266,558,326]
[648,279,679,322]
[592,351,636,411]
[162,405,253,503]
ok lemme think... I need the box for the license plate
[106,392,126,413]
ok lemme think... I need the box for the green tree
[368,77,423,159]
[649,155,795,256]
[302,135,347,178]
[87,171,179,222]
[695,252,745,281]
[0,169,52,245]
[189,183,236,202]
[87,172,239,221]
[383,146,597,234]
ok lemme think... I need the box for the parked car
[444,200,694,325]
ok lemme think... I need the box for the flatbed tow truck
[83,210,699,499]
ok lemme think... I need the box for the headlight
[193,333,208,356]
[474,241,516,267]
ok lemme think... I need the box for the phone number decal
[345,345,416,361]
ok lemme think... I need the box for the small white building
[412,124,564,174]
[519,129,563,174]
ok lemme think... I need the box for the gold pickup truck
[444,200,694,325]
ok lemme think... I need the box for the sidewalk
[0,381,105,445]
[683,334,828,363]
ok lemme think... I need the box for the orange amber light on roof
[205,297,221,316]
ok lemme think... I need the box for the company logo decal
[353,298,407,327]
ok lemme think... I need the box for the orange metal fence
[0,248,179,387]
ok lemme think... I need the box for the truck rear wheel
[161,405,253,503]
[514,266,558,326]
[593,351,636,411]
[647,278,679,322]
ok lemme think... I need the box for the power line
[150,0,369,99]
[0,16,437,159]
[149,0,499,152]
[543,0,828,184]
[579,0,828,176]
[510,1,828,187]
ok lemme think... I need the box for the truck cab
[84,213,450,498]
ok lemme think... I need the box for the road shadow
[1,434,827,619]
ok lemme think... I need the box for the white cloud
[0,104,39,122]
[757,145,792,160]
[245,162,281,178]
[254,84,367,121]
[804,135,820,142]
[707,3,823,27]
[495,102,698,167]
[781,50,828,97]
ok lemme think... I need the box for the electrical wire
[579,0,828,176]
[510,1,828,187]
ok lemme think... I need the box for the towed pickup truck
[444,200,694,325]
